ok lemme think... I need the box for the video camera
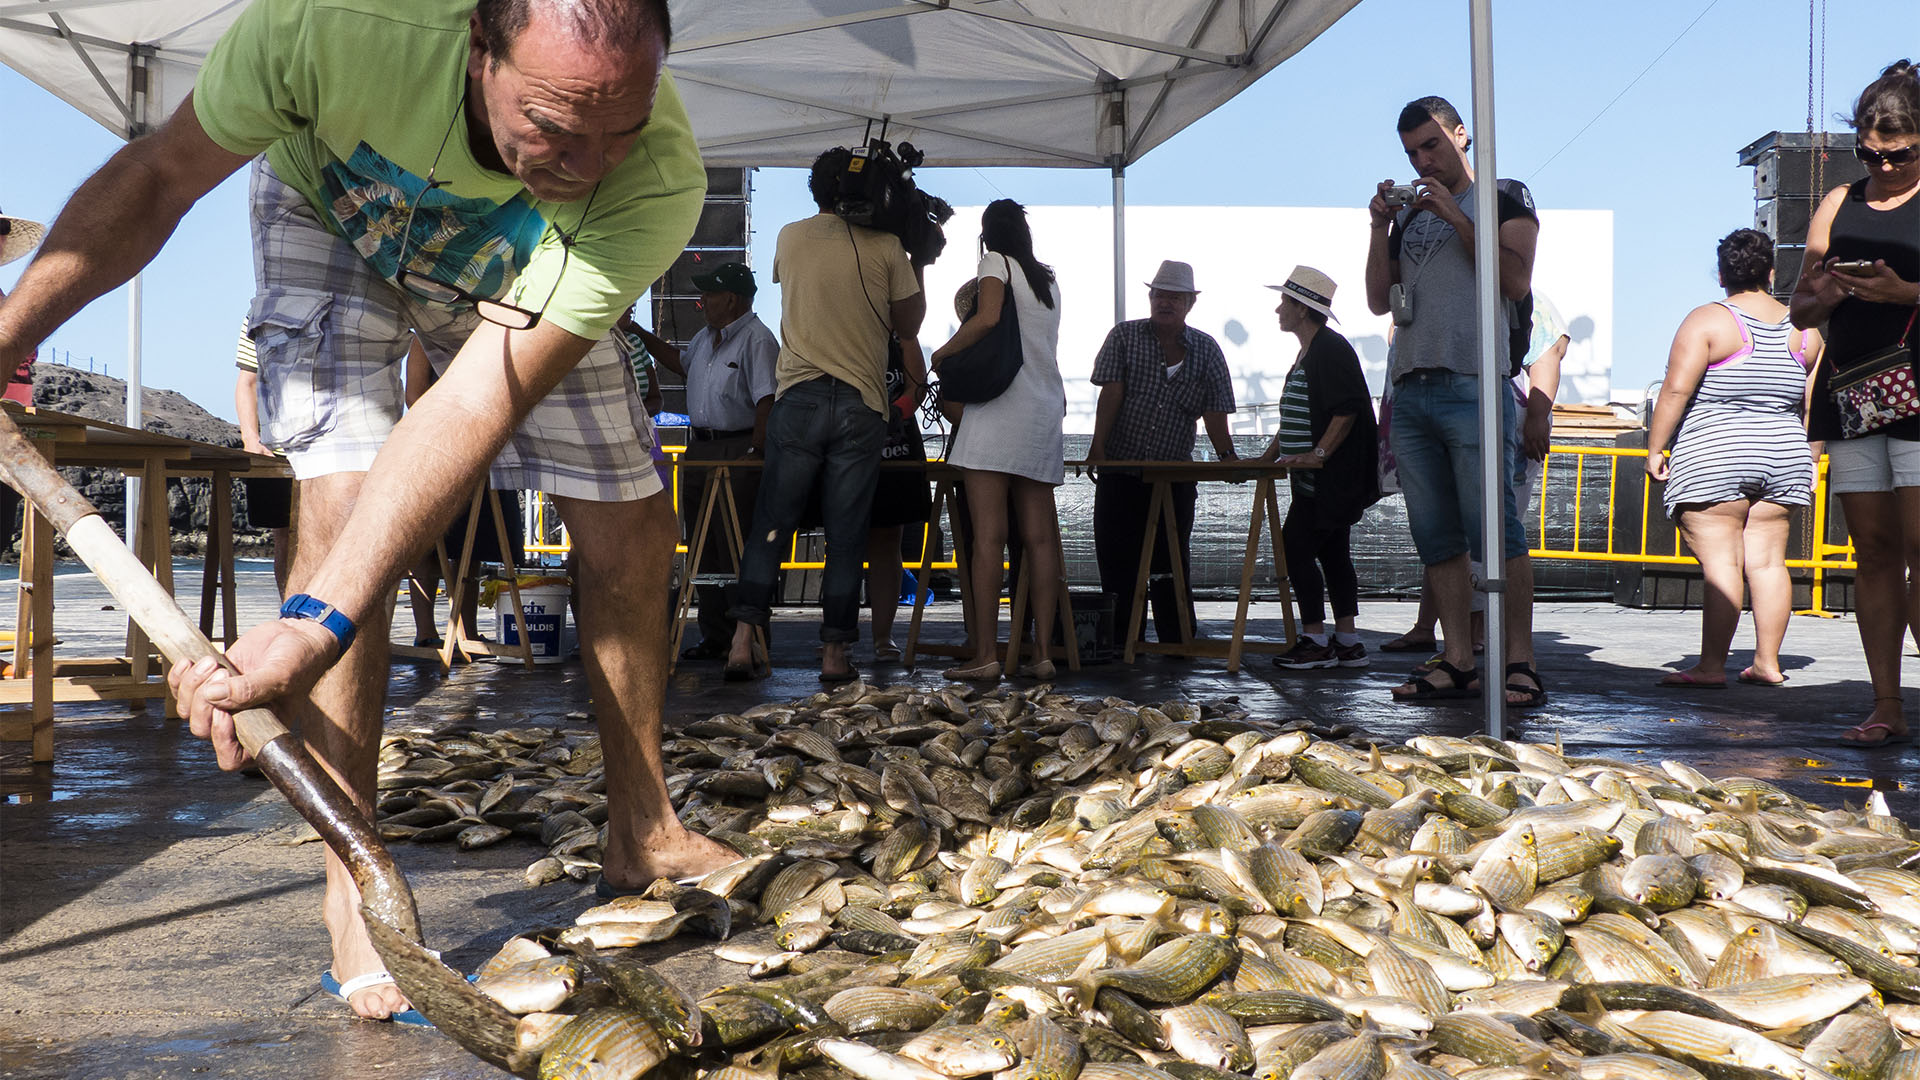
[832,131,953,268]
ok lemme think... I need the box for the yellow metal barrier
[521,447,959,572]
[1529,443,1857,614]
[520,442,1858,612]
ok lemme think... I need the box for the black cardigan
[1289,328,1381,530]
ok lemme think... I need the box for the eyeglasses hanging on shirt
[391,90,599,331]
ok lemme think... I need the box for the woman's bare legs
[1668,500,1748,684]
[866,525,904,657]
[958,469,1010,670]
[1011,476,1065,670]
[1741,500,1793,682]
[1839,489,1915,741]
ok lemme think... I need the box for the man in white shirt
[631,262,778,657]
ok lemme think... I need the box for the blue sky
[1,0,1907,422]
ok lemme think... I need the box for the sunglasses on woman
[1855,143,1920,168]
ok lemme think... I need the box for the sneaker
[1272,639,1338,670]
[1334,641,1370,668]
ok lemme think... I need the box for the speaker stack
[648,168,753,418]
[1738,131,1866,300]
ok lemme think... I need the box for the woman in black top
[1259,267,1380,670]
[1792,60,1920,747]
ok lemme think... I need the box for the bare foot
[322,872,412,1020]
[1657,667,1726,688]
[604,825,738,890]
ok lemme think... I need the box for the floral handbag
[1830,307,1919,438]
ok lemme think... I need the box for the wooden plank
[0,677,169,705]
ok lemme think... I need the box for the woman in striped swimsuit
[1646,229,1823,688]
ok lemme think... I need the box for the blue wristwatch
[279,594,357,657]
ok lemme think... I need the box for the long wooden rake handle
[0,409,423,944]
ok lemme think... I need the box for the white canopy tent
[0,0,1516,736]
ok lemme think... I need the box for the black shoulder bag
[936,255,1025,404]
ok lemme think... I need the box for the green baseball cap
[690,262,756,297]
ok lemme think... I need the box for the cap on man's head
[1144,260,1198,294]
[691,262,756,297]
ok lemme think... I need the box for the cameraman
[1364,95,1541,708]
[725,148,927,682]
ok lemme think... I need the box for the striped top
[1662,302,1814,514]
[1276,364,1315,496]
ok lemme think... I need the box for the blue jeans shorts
[1389,369,1528,565]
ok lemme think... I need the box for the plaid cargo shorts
[245,158,661,502]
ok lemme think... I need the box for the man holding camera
[1364,95,1543,707]
[725,149,928,682]
[629,263,779,659]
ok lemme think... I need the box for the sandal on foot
[1738,667,1788,686]
[1392,659,1479,703]
[1016,659,1056,679]
[1841,721,1912,748]
[1658,670,1726,689]
[819,664,860,684]
[680,640,728,661]
[321,969,432,1027]
[1379,633,1437,653]
[1505,662,1548,709]
[872,644,902,663]
[944,660,1002,681]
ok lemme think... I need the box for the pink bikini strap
[1707,301,1753,369]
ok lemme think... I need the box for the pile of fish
[448,681,1920,1080]
[372,719,616,886]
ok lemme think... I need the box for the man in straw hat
[1087,259,1238,644]
[0,0,735,1024]
[1259,266,1379,671]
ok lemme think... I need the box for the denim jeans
[728,378,887,642]
[1389,369,1527,565]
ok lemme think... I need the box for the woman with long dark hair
[930,199,1066,680]
[1646,229,1821,688]
[1792,61,1920,746]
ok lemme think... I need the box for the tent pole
[1111,164,1126,323]
[1468,0,1505,740]
[125,272,143,542]
[124,46,150,543]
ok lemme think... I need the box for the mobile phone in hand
[1830,259,1876,275]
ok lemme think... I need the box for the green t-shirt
[194,0,706,341]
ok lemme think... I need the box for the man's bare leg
[285,471,408,1020]
[558,491,736,887]
[1394,554,1474,696]
[1502,554,1537,703]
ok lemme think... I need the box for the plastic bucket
[495,582,571,664]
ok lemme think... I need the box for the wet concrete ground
[1,560,1914,1078]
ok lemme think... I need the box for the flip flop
[819,664,860,684]
[1657,670,1726,689]
[321,968,433,1027]
[1840,721,1913,748]
[1392,659,1479,703]
[1738,667,1788,686]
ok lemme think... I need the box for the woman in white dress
[931,200,1067,681]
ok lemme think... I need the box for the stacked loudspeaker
[1738,131,1867,300]
[650,168,752,417]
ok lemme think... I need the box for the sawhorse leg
[1122,480,1169,664]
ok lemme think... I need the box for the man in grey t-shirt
[1362,95,1543,708]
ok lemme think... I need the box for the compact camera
[1382,184,1421,208]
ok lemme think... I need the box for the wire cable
[1528,0,1723,181]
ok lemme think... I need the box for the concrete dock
[2,560,1913,1078]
